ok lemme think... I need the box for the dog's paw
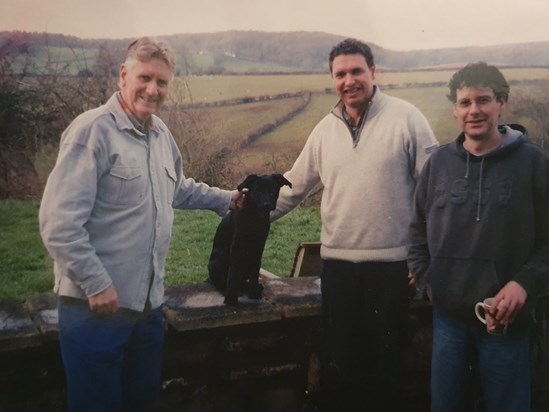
[224,295,239,306]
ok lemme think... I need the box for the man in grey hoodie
[408,62,549,412]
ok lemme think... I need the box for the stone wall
[1,277,548,411]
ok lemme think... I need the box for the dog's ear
[237,174,258,191]
[273,174,292,188]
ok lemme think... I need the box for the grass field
[4,67,548,301]
[387,87,459,144]
[0,200,321,301]
[0,201,53,300]
[170,74,332,105]
[377,67,549,87]
[172,67,549,104]
[173,68,549,175]
[234,87,459,173]
[178,95,308,146]
[235,93,336,172]
[31,46,98,75]
[165,207,321,286]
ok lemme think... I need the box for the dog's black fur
[208,174,292,305]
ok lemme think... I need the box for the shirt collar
[115,92,159,134]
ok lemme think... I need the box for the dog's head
[237,174,292,214]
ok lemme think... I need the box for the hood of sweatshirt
[451,124,528,159]
[450,124,529,221]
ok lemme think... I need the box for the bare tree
[162,83,238,188]
[0,33,117,198]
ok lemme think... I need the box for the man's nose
[145,82,158,96]
[344,74,355,85]
[469,103,481,114]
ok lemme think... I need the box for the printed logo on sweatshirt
[434,178,513,208]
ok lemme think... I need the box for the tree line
[2,30,549,76]
[1,31,549,200]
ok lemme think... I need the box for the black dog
[208,174,292,305]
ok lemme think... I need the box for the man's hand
[88,284,119,315]
[491,280,527,325]
[407,272,419,299]
[408,272,417,288]
[229,189,247,211]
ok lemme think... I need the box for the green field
[31,46,98,75]
[173,95,308,146]
[172,67,549,104]
[377,67,549,87]
[170,74,332,105]
[235,93,336,172]
[0,200,321,301]
[172,69,549,172]
[234,88,458,173]
[180,68,549,175]
[3,67,548,301]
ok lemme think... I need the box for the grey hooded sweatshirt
[408,124,549,327]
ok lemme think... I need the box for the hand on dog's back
[238,174,292,217]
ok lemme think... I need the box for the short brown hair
[447,62,510,103]
[329,38,374,74]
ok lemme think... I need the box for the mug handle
[475,302,487,324]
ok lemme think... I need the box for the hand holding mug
[474,297,507,335]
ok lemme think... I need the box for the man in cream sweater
[272,38,438,411]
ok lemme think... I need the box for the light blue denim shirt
[39,92,232,311]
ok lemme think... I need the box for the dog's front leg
[208,214,233,292]
[246,225,270,300]
[224,224,243,306]
[224,264,240,306]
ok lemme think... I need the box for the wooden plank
[290,242,322,277]
[259,268,280,280]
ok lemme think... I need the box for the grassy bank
[0,200,321,301]
[0,201,52,301]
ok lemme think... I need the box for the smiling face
[119,57,173,124]
[331,53,376,115]
[453,86,505,142]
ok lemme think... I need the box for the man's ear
[237,174,258,191]
[119,64,127,88]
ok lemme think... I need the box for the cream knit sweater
[272,89,438,263]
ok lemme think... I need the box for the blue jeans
[431,308,530,412]
[57,297,165,412]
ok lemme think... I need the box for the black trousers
[319,259,410,412]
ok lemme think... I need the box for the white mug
[474,297,507,335]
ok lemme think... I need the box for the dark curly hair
[329,38,374,74]
[447,62,510,103]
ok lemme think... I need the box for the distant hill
[381,42,549,70]
[1,30,548,75]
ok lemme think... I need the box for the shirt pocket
[98,165,145,205]
[165,166,177,204]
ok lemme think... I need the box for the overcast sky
[3,0,549,51]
